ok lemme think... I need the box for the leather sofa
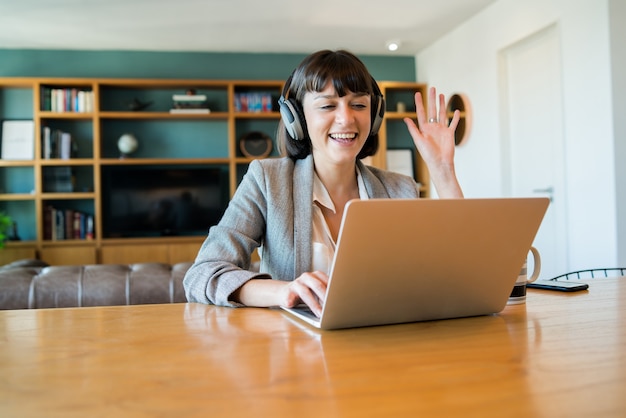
[0,259,191,310]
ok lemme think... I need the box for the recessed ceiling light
[386,40,401,52]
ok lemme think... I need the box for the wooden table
[1,278,625,417]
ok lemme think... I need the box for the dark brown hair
[277,50,381,160]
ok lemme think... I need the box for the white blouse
[311,166,369,274]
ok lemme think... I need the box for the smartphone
[527,280,589,292]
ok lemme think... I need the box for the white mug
[508,246,541,305]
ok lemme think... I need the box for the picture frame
[386,148,415,179]
[1,120,35,160]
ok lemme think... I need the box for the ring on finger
[428,117,438,123]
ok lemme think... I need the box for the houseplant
[0,212,13,248]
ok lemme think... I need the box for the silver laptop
[282,197,549,330]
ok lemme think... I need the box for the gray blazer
[183,154,421,306]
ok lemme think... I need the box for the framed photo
[386,148,415,178]
[1,120,35,160]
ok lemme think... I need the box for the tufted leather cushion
[0,262,192,310]
[0,258,49,271]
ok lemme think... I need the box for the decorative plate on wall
[446,93,472,146]
[239,131,273,158]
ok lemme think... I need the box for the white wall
[417,0,621,272]
[609,0,626,266]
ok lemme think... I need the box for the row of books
[41,127,78,159]
[170,93,210,114]
[43,206,94,241]
[41,87,94,113]
[234,92,274,113]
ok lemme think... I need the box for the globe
[118,133,138,158]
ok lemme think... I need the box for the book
[172,102,209,108]
[234,92,273,113]
[41,87,52,111]
[73,211,81,239]
[172,93,209,111]
[1,120,35,160]
[60,132,72,159]
[55,209,64,240]
[169,108,211,114]
[85,215,94,240]
[43,206,94,241]
[43,206,54,240]
[42,126,51,159]
[42,128,77,159]
[172,94,207,102]
[172,101,209,110]
[44,88,93,112]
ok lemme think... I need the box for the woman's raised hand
[403,86,463,198]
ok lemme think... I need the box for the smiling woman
[183,49,463,317]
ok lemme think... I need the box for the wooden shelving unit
[0,77,429,265]
[375,81,430,196]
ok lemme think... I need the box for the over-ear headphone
[278,74,385,141]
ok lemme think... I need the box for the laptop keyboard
[292,305,320,321]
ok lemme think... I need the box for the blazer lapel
[357,160,392,199]
[292,155,315,276]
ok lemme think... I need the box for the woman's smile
[329,132,358,143]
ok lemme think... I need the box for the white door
[499,24,568,279]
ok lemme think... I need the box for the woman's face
[301,82,372,166]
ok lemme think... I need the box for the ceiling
[0,0,496,56]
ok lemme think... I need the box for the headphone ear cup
[370,96,385,136]
[279,96,306,140]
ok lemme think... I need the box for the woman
[183,49,463,316]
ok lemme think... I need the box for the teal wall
[0,49,416,82]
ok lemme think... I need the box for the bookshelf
[0,77,428,265]
[371,81,430,196]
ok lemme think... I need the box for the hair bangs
[302,53,372,98]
